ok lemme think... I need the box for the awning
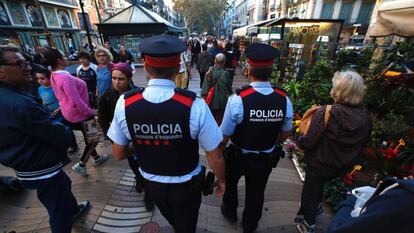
[232,18,275,37]
[96,4,182,35]
[370,0,414,37]
[233,25,249,37]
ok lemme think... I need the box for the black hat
[244,43,280,67]
[139,35,186,68]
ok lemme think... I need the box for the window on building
[321,1,334,19]
[357,1,375,25]
[339,1,353,24]
[270,14,275,19]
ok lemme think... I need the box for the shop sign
[290,25,320,35]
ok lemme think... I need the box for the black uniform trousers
[223,154,277,232]
[297,166,342,225]
[20,171,78,233]
[143,179,202,233]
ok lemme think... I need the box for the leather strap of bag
[324,105,332,128]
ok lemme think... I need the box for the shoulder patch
[124,87,145,99]
[235,85,252,95]
[174,88,196,100]
[272,86,286,97]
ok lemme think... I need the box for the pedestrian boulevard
[0,67,333,233]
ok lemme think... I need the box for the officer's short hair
[250,65,273,81]
[0,45,20,66]
[330,70,365,106]
[145,64,179,78]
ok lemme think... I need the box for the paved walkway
[0,67,333,233]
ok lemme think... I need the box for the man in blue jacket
[327,177,414,233]
[0,45,89,233]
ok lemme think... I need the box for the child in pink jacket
[45,48,108,177]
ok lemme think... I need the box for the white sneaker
[72,163,88,177]
[92,154,109,166]
[296,220,315,233]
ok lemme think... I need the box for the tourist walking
[201,53,232,125]
[95,47,114,97]
[43,47,109,177]
[197,43,211,89]
[0,45,89,233]
[76,50,98,108]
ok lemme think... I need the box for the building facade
[285,0,376,46]
[223,0,270,39]
[0,0,87,54]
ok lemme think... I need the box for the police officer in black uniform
[107,35,226,233]
[219,43,294,233]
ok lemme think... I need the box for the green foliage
[370,112,411,146]
[283,60,333,114]
[323,177,357,211]
[173,0,228,33]
[372,42,414,76]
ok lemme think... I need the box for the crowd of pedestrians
[0,32,413,233]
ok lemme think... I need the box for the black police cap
[244,43,280,62]
[139,34,186,58]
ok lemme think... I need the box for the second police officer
[219,43,293,233]
[107,34,226,233]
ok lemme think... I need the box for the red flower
[383,148,399,159]
[343,173,354,186]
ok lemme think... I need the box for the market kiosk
[242,18,343,81]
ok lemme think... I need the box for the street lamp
[79,0,94,52]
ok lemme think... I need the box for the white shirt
[220,81,294,154]
[76,63,98,76]
[179,52,189,73]
[107,79,223,183]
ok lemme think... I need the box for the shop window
[0,1,11,25]
[57,9,72,28]
[339,2,353,24]
[321,1,334,19]
[25,4,43,27]
[43,6,59,27]
[357,1,374,26]
[6,1,29,25]
[77,12,92,30]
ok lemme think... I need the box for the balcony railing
[39,0,78,7]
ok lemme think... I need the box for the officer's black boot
[221,204,237,223]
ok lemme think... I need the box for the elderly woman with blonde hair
[95,46,114,97]
[294,70,373,233]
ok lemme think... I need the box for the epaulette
[272,85,286,97]
[174,88,196,100]
[235,85,252,95]
[124,87,145,99]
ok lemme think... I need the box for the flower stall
[283,41,414,210]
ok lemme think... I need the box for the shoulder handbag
[81,117,102,144]
[299,105,332,135]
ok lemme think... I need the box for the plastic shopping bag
[350,186,376,217]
